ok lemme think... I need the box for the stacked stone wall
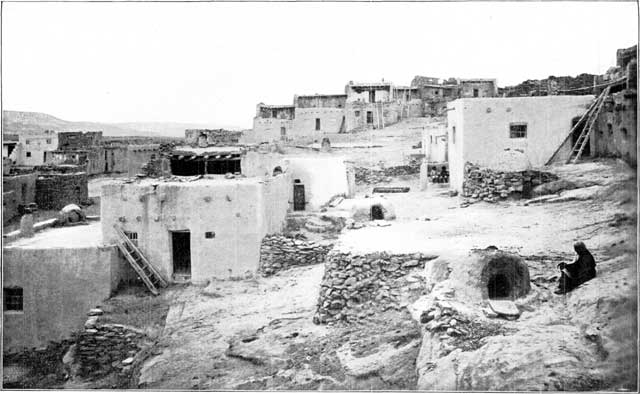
[259,234,333,276]
[354,161,421,184]
[314,251,436,324]
[75,309,146,378]
[462,162,557,203]
[35,172,88,209]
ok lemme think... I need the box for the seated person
[439,166,449,183]
[554,241,596,294]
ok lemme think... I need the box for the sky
[2,1,638,129]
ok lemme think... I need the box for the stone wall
[259,234,333,276]
[462,162,558,202]
[35,172,89,209]
[593,90,637,166]
[75,309,146,378]
[313,251,436,324]
[354,161,421,184]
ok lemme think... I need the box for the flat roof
[4,222,103,249]
[297,94,347,98]
[104,175,267,188]
[172,146,244,156]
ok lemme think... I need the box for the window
[473,89,479,98]
[315,118,321,131]
[272,109,278,118]
[4,287,23,311]
[355,111,360,117]
[46,139,52,144]
[280,127,286,136]
[124,231,138,246]
[26,152,31,158]
[205,231,215,239]
[25,139,31,145]
[452,126,456,144]
[509,123,528,139]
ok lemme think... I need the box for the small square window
[26,152,32,157]
[25,140,31,145]
[205,231,215,239]
[355,111,360,117]
[4,287,23,311]
[124,231,138,246]
[509,123,527,138]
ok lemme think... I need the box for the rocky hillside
[2,111,239,138]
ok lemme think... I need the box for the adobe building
[2,222,131,352]
[423,128,448,164]
[100,175,290,282]
[2,172,37,224]
[446,95,594,192]
[458,78,498,98]
[13,130,58,166]
[250,104,296,142]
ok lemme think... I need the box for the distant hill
[2,111,241,138]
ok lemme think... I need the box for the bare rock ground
[134,118,635,390]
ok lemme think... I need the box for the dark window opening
[509,123,528,139]
[273,166,283,176]
[315,118,321,131]
[622,128,628,137]
[371,204,384,220]
[205,231,215,239]
[355,110,360,117]
[4,287,23,311]
[171,157,241,176]
[272,109,278,118]
[280,127,286,137]
[487,273,511,299]
[366,111,374,124]
[369,90,375,103]
[473,88,479,97]
[26,152,31,158]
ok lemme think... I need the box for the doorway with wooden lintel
[171,230,191,282]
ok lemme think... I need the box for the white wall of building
[447,95,594,192]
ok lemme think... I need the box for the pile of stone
[313,251,436,324]
[259,234,334,276]
[74,308,146,378]
[354,162,421,185]
[462,162,557,203]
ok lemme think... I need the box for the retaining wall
[462,163,558,202]
[259,234,333,276]
[313,251,436,324]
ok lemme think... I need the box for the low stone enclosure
[74,308,148,379]
[462,162,558,202]
[313,251,438,324]
[258,234,334,276]
[35,172,89,210]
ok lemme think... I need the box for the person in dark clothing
[439,166,449,183]
[554,241,597,294]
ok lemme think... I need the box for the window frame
[4,287,24,312]
[509,122,528,139]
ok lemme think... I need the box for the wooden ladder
[113,225,168,295]
[566,86,610,164]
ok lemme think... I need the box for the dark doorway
[104,149,109,172]
[571,117,590,156]
[369,90,375,103]
[293,183,305,211]
[371,204,384,220]
[366,111,374,124]
[473,88,479,98]
[171,231,191,275]
[487,273,511,299]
